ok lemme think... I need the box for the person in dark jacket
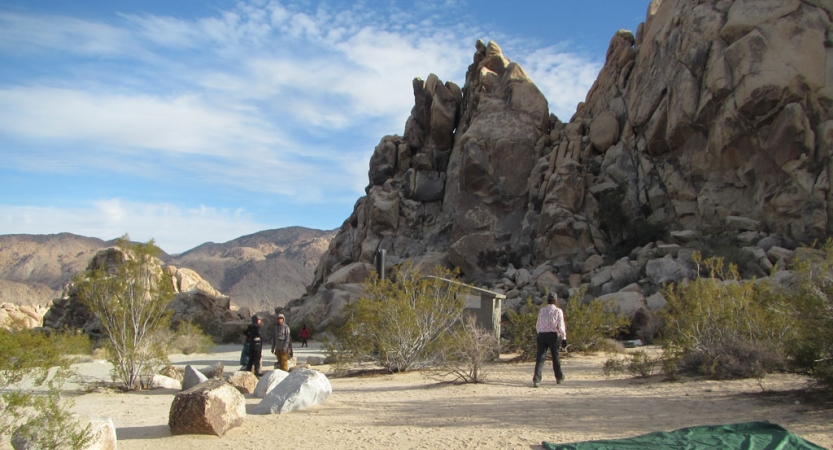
[244,315,263,376]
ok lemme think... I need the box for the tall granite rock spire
[292,0,833,327]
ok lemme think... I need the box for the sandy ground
[17,343,833,449]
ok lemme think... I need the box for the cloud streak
[0,0,610,249]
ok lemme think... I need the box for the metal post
[375,249,386,280]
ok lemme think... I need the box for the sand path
[40,344,833,449]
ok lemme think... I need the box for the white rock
[253,369,289,398]
[256,368,332,414]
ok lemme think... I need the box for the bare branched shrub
[75,236,175,390]
[428,315,498,383]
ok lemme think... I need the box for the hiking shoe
[533,381,540,388]
[557,377,564,384]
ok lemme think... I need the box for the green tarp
[543,421,825,450]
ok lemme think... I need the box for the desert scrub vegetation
[428,314,499,383]
[75,236,176,390]
[658,253,795,381]
[788,240,833,392]
[504,288,630,360]
[0,327,93,448]
[325,263,467,373]
[603,350,658,378]
[161,320,215,355]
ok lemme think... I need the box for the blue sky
[0,0,649,254]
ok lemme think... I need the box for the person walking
[272,314,292,371]
[533,293,567,387]
[299,324,310,347]
[243,315,263,376]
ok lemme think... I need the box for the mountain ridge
[0,227,335,310]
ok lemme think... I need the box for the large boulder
[253,369,290,398]
[228,370,258,394]
[182,365,209,391]
[168,379,246,436]
[198,362,225,379]
[150,374,182,390]
[256,368,332,414]
[646,255,694,285]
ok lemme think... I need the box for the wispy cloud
[0,0,610,247]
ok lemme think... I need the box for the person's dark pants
[246,341,263,374]
[533,332,564,383]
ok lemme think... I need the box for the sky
[0,0,650,254]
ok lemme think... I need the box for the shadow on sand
[116,424,170,440]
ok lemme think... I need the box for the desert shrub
[74,236,175,390]
[787,239,833,392]
[602,351,657,378]
[564,288,631,354]
[326,263,467,373]
[659,253,795,380]
[503,289,629,359]
[428,315,499,383]
[167,321,214,355]
[626,350,656,378]
[602,356,625,377]
[503,298,539,361]
[190,314,223,342]
[0,328,93,448]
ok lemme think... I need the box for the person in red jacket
[299,324,310,347]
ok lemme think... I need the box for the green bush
[167,321,214,355]
[0,329,93,448]
[659,253,795,380]
[504,288,629,360]
[603,351,658,378]
[503,298,539,361]
[326,263,467,373]
[626,350,656,378]
[564,288,630,354]
[787,240,833,392]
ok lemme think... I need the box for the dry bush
[428,315,499,384]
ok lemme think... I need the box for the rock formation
[41,247,247,336]
[289,0,833,328]
[168,379,246,436]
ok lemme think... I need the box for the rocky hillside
[168,227,336,310]
[289,0,833,328]
[0,227,334,311]
[0,233,113,305]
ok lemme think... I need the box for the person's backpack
[240,341,250,366]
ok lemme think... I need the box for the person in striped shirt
[533,293,567,387]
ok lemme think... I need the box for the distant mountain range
[0,227,335,311]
